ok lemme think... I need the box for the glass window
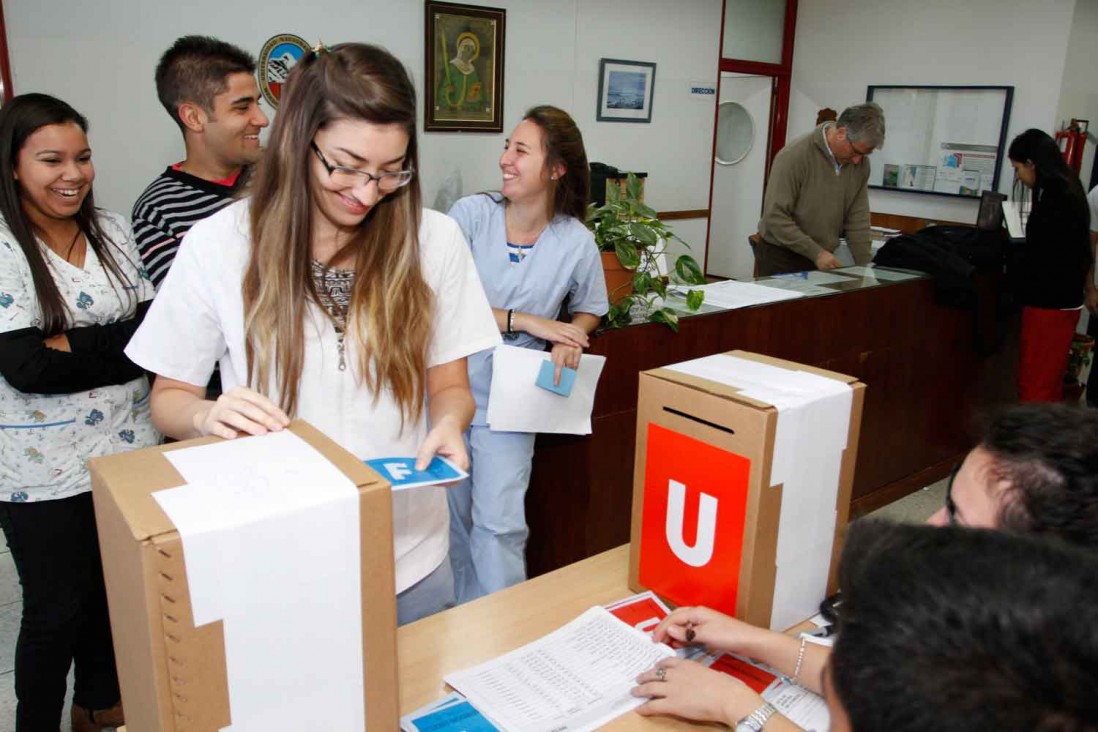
[722,0,786,65]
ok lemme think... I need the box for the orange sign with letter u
[638,423,752,617]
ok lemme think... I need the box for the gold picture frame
[425,1,506,132]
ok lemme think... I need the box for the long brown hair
[0,93,136,334]
[243,44,431,423]
[522,105,589,221]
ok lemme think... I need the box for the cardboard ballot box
[628,352,865,631]
[89,421,398,731]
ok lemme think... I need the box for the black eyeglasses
[944,461,962,526]
[848,138,875,157]
[310,141,414,193]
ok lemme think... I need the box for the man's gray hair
[838,102,886,149]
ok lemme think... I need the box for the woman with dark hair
[126,44,499,624]
[1007,128,1091,402]
[446,106,608,602]
[0,93,157,732]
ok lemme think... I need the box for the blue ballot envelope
[535,360,577,397]
[401,692,499,731]
[364,456,466,490]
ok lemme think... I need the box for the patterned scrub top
[0,210,159,502]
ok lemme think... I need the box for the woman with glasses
[1007,128,1091,402]
[126,43,499,624]
[445,106,608,603]
[0,93,157,732]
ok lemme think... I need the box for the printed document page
[445,606,675,732]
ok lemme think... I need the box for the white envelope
[486,344,606,435]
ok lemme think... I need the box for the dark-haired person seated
[826,521,1098,731]
[632,403,1098,729]
[635,521,1098,731]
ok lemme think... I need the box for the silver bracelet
[791,637,807,684]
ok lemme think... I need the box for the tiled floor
[0,479,947,731]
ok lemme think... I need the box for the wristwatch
[735,702,778,732]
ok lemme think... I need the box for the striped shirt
[131,166,243,289]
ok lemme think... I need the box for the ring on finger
[655,667,666,682]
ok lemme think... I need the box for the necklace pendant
[337,333,346,371]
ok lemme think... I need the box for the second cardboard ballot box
[629,351,865,631]
[89,421,398,731]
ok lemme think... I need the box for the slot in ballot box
[628,352,865,631]
[89,421,399,731]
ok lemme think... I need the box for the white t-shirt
[0,210,158,502]
[126,200,501,592]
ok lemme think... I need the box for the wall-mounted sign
[258,34,311,108]
[690,80,717,97]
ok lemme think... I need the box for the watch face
[734,720,760,732]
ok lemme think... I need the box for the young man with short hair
[132,36,268,289]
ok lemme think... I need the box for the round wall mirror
[714,101,755,165]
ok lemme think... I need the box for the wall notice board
[866,86,1013,199]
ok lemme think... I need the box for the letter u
[665,480,718,567]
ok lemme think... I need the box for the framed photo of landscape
[425,1,506,132]
[597,58,656,123]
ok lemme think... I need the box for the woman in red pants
[1008,129,1091,402]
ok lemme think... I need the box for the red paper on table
[604,592,670,635]
[709,653,777,694]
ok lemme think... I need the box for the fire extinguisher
[1056,119,1089,174]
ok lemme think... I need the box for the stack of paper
[445,607,675,732]
[670,280,805,310]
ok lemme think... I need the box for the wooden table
[121,546,703,732]
[399,544,707,730]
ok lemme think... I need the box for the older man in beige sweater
[755,103,886,276]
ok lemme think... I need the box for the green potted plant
[587,173,706,330]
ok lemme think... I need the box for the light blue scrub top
[448,194,609,425]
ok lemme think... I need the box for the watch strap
[736,702,778,732]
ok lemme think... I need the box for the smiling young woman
[125,43,500,625]
[445,106,609,603]
[0,93,157,732]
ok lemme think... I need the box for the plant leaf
[606,181,621,204]
[603,299,633,329]
[626,173,643,201]
[628,222,659,247]
[649,307,680,332]
[675,255,706,284]
[614,238,640,269]
[686,289,705,310]
[634,201,659,219]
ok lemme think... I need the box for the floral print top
[0,210,159,502]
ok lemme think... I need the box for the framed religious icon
[425,1,506,132]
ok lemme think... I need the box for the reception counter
[526,266,1017,577]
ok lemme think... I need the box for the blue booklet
[400,692,500,731]
[535,359,577,397]
[364,456,467,491]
